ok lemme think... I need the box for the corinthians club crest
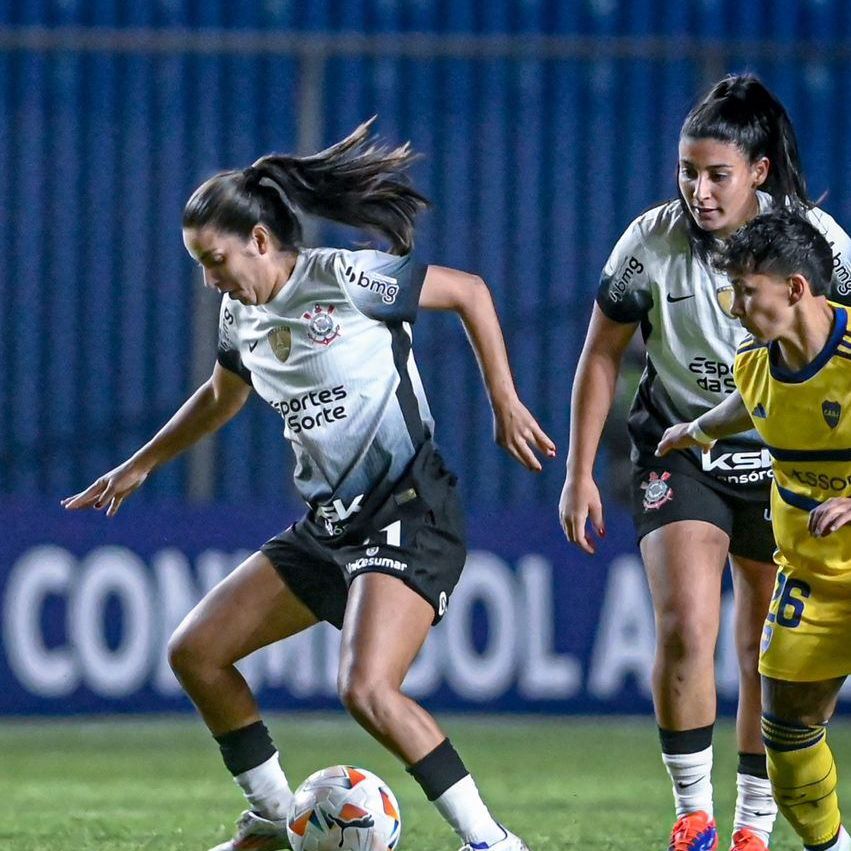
[267,326,292,362]
[303,303,341,346]
[641,470,674,511]
[822,399,841,429]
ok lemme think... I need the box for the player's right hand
[61,459,150,518]
[559,474,605,555]
[656,421,714,457]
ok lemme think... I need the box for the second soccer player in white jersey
[560,74,851,851]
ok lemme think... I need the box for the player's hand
[493,397,556,472]
[559,474,605,555]
[656,421,713,457]
[61,458,150,518]
[808,497,851,538]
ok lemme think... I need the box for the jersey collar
[768,304,847,383]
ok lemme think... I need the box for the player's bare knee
[338,671,393,727]
[166,622,208,679]
[656,610,715,662]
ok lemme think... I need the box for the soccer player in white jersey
[62,120,554,851]
[559,74,851,851]
[657,208,851,851]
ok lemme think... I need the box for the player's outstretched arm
[418,265,556,471]
[561,305,638,555]
[808,498,851,538]
[656,390,751,458]
[61,362,251,517]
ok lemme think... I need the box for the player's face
[183,225,276,306]
[678,137,768,238]
[730,272,792,341]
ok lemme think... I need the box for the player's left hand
[808,497,851,537]
[493,398,556,472]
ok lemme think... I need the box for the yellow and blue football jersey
[734,303,851,680]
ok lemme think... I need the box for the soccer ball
[287,765,402,851]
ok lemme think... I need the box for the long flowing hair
[183,118,429,255]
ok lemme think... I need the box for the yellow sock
[762,714,841,848]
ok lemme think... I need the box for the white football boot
[208,810,291,851]
[459,825,530,851]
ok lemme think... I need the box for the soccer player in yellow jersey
[657,208,851,851]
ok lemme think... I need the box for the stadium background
[4,1,851,718]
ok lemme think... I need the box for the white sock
[662,746,714,818]
[824,825,851,850]
[734,771,776,843]
[233,752,292,820]
[433,774,505,845]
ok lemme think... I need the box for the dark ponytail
[678,73,812,259]
[183,117,429,255]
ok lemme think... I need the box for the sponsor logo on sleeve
[344,265,400,305]
[606,255,644,303]
[828,241,851,295]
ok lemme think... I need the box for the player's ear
[751,156,770,189]
[252,224,272,255]
[787,273,807,305]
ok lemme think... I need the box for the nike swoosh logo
[667,293,695,303]
[677,776,705,788]
[248,340,259,352]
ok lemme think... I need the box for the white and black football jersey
[597,193,851,491]
[216,246,433,530]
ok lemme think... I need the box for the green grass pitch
[2,714,849,849]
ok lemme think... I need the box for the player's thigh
[339,572,434,689]
[762,674,845,725]
[730,553,778,644]
[171,549,318,667]
[635,468,731,618]
[759,561,851,683]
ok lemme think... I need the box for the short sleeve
[215,298,252,385]
[595,220,654,322]
[337,250,427,323]
[808,207,851,306]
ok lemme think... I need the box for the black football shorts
[261,442,467,628]
[631,463,776,563]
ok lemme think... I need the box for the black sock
[737,751,768,779]
[214,720,276,776]
[658,724,714,754]
[406,738,469,801]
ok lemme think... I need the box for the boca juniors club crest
[822,399,841,429]
[304,304,341,346]
[641,470,674,511]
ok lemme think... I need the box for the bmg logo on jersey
[606,255,644,304]
[828,241,851,295]
[344,265,399,305]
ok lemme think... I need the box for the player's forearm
[694,390,752,440]
[566,348,621,478]
[130,379,244,472]
[455,278,522,411]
